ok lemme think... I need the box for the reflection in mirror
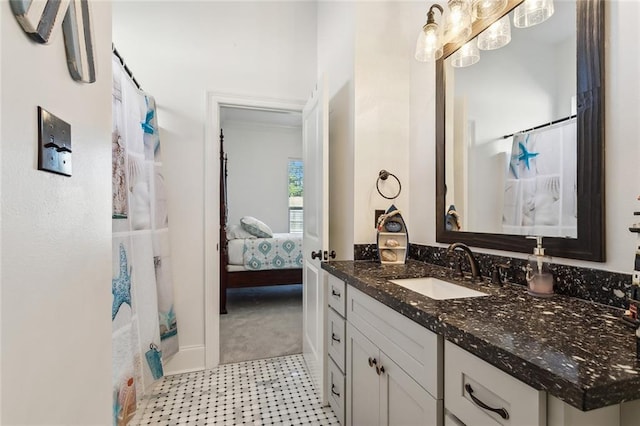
[445,1,577,238]
[436,0,605,261]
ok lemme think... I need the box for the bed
[219,130,303,314]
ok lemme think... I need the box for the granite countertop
[322,260,640,411]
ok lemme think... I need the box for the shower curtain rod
[112,43,142,90]
[503,114,577,139]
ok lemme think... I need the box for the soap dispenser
[526,236,554,297]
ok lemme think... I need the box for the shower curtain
[502,118,577,237]
[111,53,179,425]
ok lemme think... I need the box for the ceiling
[220,107,302,128]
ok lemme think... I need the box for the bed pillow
[225,224,257,240]
[240,216,273,238]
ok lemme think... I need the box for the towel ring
[376,170,401,200]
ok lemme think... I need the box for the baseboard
[163,344,206,375]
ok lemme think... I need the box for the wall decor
[376,205,409,264]
[10,0,96,83]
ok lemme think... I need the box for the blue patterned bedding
[243,233,303,270]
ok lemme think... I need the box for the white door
[302,75,329,398]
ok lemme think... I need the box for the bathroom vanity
[322,260,640,426]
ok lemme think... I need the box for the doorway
[204,94,305,369]
[219,106,304,364]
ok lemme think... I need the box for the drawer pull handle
[465,384,509,420]
[331,333,341,343]
[368,357,377,368]
[376,365,385,375]
[331,288,341,297]
[331,384,340,398]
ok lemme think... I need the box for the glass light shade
[415,22,443,62]
[451,39,480,67]
[472,0,508,20]
[477,14,511,50]
[513,0,555,28]
[444,0,472,44]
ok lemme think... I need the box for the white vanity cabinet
[345,286,443,426]
[324,269,640,426]
[326,274,347,425]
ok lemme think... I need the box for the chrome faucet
[445,242,481,280]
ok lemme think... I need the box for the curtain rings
[376,170,401,200]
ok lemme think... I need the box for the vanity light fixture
[477,14,511,50]
[513,0,555,28]
[415,4,445,61]
[416,0,510,63]
[451,38,480,67]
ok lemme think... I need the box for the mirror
[436,0,605,261]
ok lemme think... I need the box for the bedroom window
[288,159,303,233]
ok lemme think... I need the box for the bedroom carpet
[220,284,303,364]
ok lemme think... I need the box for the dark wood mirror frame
[436,0,605,261]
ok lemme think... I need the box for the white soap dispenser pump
[526,236,554,297]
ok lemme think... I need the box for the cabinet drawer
[328,307,346,372]
[445,341,546,426]
[347,286,442,399]
[328,274,346,317]
[328,356,345,425]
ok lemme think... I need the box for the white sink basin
[389,277,488,300]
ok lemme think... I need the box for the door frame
[204,92,305,369]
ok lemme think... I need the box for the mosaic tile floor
[132,354,339,425]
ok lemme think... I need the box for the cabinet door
[347,323,380,426]
[380,352,443,426]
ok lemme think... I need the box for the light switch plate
[38,106,72,176]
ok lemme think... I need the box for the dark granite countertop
[322,260,640,411]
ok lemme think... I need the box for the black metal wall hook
[376,170,401,200]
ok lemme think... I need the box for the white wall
[352,1,430,244]
[410,0,640,274]
[223,120,302,233]
[1,2,113,424]
[320,1,431,250]
[112,1,317,372]
[318,1,356,260]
